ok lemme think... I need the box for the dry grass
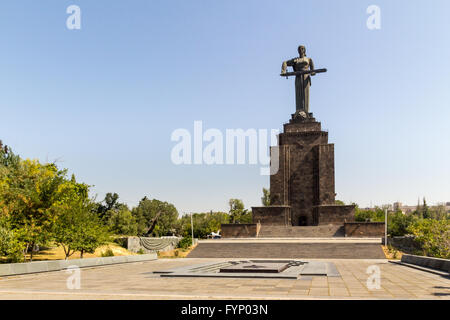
[157,244,197,259]
[2,242,196,262]
[23,242,136,261]
[382,245,403,260]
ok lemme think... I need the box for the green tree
[0,141,20,169]
[0,142,112,261]
[388,211,417,236]
[0,215,24,262]
[239,211,253,224]
[0,159,71,261]
[430,204,448,220]
[261,188,270,206]
[354,205,385,222]
[95,192,121,219]
[132,197,178,236]
[53,204,110,259]
[106,205,138,235]
[407,219,450,259]
[177,211,230,238]
[421,198,431,219]
[228,199,249,223]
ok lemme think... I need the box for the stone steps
[187,243,386,259]
[257,225,345,238]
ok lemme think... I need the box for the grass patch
[157,244,197,259]
[14,242,136,262]
[382,245,403,260]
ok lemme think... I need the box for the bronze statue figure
[281,45,326,118]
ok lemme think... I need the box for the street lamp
[385,208,388,246]
[190,212,194,247]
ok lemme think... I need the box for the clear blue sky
[1,1,449,212]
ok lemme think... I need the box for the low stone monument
[127,236,181,253]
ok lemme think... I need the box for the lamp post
[190,212,194,247]
[385,208,388,246]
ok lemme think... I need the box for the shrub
[113,237,128,248]
[176,212,229,239]
[177,236,192,249]
[388,211,417,236]
[354,207,385,222]
[137,248,145,255]
[105,206,138,235]
[53,206,111,259]
[101,248,115,257]
[407,219,450,259]
[0,217,25,263]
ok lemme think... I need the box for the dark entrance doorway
[298,216,307,226]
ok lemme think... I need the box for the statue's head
[298,45,306,57]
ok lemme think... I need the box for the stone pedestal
[252,114,354,227]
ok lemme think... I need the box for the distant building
[393,201,450,214]
[392,202,416,214]
[363,202,450,215]
[393,202,402,211]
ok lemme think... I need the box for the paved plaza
[0,258,449,299]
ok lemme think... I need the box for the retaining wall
[221,223,261,238]
[0,253,157,277]
[344,222,385,237]
[401,254,450,273]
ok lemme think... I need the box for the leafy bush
[101,248,115,257]
[354,206,385,222]
[388,211,417,236]
[113,237,128,248]
[105,206,138,235]
[176,212,229,239]
[53,205,110,259]
[132,198,178,236]
[239,212,253,224]
[0,218,24,263]
[177,236,192,249]
[407,219,450,259]
[137,248,145,255]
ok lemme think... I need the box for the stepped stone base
[221,223,261,238]
[252,206,291,226]
[344,222,385,237]
[187,243,386,259]
[257,225,345,238]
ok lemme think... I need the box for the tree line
[0,142,253,263]
[4,139,446,261]
[350,199,449,258]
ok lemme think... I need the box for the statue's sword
[280,68,327,78]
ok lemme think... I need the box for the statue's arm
[309,58,315,75]
[281,58,295,74]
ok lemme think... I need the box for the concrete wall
[401,254,450,273]
[388,235,421,254]
[316,205,355,225]
[0,254,157,277]
[344,222,385,237]
[221,223,261,238]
